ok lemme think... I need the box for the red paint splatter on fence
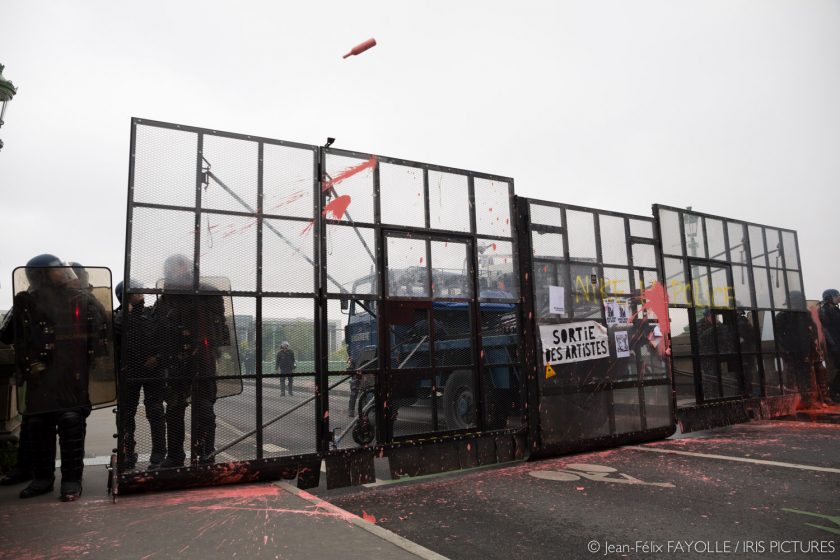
[323,156,377,190]
[419,257,424,264]
[323,195,352,221]
[627,281,671,357]
[265,190,307,213]
[491,243,497,252]
[300,221,314,236]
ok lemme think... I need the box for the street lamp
[0,63,19,152]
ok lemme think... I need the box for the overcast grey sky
[1,0,838,310]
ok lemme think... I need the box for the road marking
[216,416,247,437]
[362,460,526,488]
[626,445,840,474]
[530,463,675,487]
[277,482,450,560]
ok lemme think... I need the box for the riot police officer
[114,280,166,469]
[155,254,229,468]
[7,254,110,501]
[0,310,33,486]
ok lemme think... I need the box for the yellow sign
[545,363,556,379]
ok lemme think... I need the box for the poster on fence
[549,285,565,315]
[539,321,609,366]
[614,330,631,358]
[604,297,629,327]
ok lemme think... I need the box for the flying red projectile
[342,38,377,59]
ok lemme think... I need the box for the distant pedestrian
[275,341,296,396]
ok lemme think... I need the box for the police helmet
[69,261,90,288]
[24,253,65,290]
[822,289,840,302]
[115,279,142,303]
[787,290,806,309]
[164,254,193,288]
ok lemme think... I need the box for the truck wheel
[443,370,476,429]
[352,388,376,445]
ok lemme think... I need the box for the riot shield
[12,265,117,415]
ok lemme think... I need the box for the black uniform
[0,309,34,486]
[775,310,817,396]
[155,291,228,466]
[114,300,166,468]
[734,311,761,396]
[11,280,109,499]
[818,299,840,398]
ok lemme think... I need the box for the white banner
[540,321,609,366]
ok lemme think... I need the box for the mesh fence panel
[324,154,374,223]
[428,170,470,232]
[263,218,315,294]
[129,207,195,291]
[474,178,512,237]
[202,135,259,213]
[261,297,317,456]
[199,213,257,292]
[380,162,425,228]
[125,120,523,487]
[431,240,471,298]
[263,143,315,219]
[527,201,673,447]
[133,125,197,208]
[326,224,377,295]
[599,214,628,266]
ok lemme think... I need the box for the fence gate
[517,199,676,457]
[118,119,527,494]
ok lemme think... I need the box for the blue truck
[342,278,521,445]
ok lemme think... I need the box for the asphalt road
[319,420,840,560]
[125,376,441,467]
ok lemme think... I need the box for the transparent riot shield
[144,276,242,400]
[12,265,116,415]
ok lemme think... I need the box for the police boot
[60,480,83,502]
[120,434,138,470]
[159,455,185,469]
[19,479,54,499]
